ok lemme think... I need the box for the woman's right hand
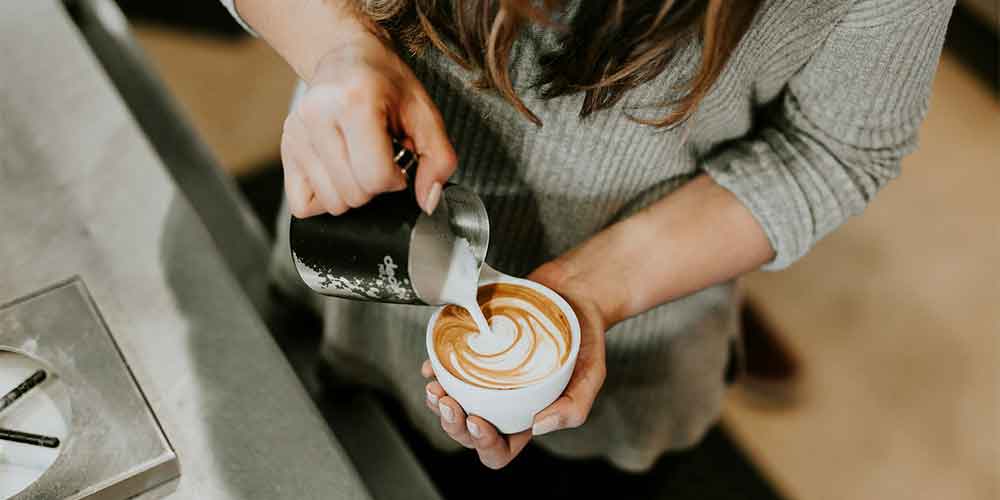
[281,32,457,218]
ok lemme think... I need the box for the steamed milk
[437,237,492,336]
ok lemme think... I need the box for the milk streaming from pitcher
[438,237,492,335]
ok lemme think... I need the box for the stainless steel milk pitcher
[289,139,489,305]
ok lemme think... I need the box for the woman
[220,0,953,471]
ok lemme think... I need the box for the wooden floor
[728,53,999,500]
[133,25,999,500]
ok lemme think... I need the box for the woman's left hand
[421,261,608,469]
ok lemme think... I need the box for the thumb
[531,349,605,436]
[531,396,587,437]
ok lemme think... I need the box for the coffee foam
[433,283,572,389]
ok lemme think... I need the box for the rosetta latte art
[434,283,572,389]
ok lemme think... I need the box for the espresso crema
[433,283,572,389]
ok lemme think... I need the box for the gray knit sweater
[223,0,953,471]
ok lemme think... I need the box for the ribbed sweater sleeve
[702,0,954,270]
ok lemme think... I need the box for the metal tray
[1,278,178,499]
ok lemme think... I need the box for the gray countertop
[0,1,370,498]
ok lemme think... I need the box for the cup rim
[425,273,581,394]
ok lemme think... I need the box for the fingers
[467,416,532,470]
[280,120,325,218]
[424,365,474,449]
[399,89,457,215]
[288,68,454,216]
[531,352,606,436]
[425,381,443,415]
[283,113,348,215]
[423,379,531,469]
[340,106,407,196]
[437,394,476,449]
[300,111,370,211]
[425,380,474,450]
[421,360,434,379]
[281,154,325,218]
[293,84,407,216]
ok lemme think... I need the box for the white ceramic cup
[426,268,581,434]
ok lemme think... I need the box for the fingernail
[532,415,560,436]
[423,182,442,215]
[426,390,438,405]
[467,420,481,438]
[439,402,454,423]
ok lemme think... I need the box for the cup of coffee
[425,268,581,434]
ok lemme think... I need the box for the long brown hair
[356,0,760,127]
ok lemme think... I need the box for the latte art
[433,283,572,389]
